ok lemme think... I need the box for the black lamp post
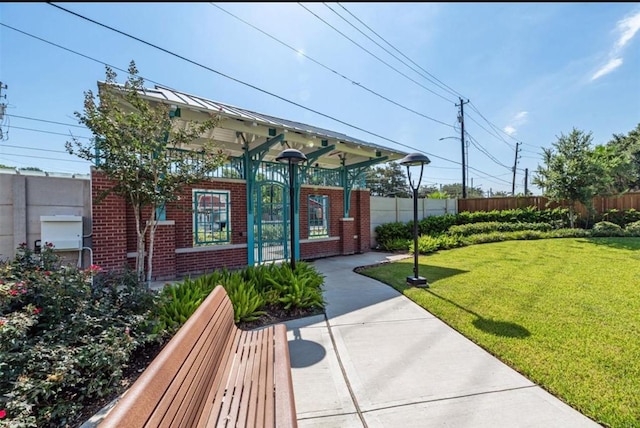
[399,152,431,287]
[276,148,307,270]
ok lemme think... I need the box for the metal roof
[99,82,407,169]
[149,85,403,154]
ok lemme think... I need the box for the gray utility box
[40,215,83,251]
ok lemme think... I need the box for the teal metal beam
[248,133,285,158]
[344,156,389,171]
[305,145,335,164]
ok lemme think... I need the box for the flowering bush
[0,244,159,427]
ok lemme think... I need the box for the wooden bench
[100,285,297,428]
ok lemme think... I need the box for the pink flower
[124,327,130,335]
[44,271,51,277]
[33,307,42,315]
[0,409,6,419]
[9,290,18,296]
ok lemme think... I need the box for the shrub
[0,244,157,427]
[447,221,552,236]
[374,222,411,247]
[624,220,640,236]
[592,221,625,237]
[379,238,411,252]
[266,262,325,312]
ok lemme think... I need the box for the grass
[359,238,640,428]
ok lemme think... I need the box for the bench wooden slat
[274,324,297,428]
[154,301,235,428]
[99,286,297,428]
[100,288,230,428]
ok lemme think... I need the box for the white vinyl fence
[370,196,458,248]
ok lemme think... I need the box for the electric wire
[17,5,516,187]
[45,3,465,163]
[297,3,456,105]
[322,2,457,104]
[336,2,465,100]
[8,125,91,139]
[209,3,455,128]
[6,113,86,129]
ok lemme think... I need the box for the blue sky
[1,2,639,195]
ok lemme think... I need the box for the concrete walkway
[287,252,601,428]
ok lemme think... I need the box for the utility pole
[456,98,469,198]
[511,142,521,196]
[524,168,529,196]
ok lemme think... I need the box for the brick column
[91,168,128,271]
[148,221,176,281]
[340,218,355,255]
[354,190,371,253]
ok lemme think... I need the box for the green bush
[374,222,411,247]
[418,214,457,236]
[379,238,411,252]
[221,272,266,323]
[548,228,591,238]
[624,220,640,236]
[0,244,157,427]
[447,221,552,236]
[592,221,625,237]
[266,262,325,312]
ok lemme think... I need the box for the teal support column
[242,133,286,266]
[293,163,301,261]
[342,156,389,218]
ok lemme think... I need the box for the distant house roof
[100,82,406,170]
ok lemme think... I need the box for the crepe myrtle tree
[67,61,227,282]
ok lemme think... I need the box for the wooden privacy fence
[458,193,640,217]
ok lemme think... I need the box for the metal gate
[254,182,289,264]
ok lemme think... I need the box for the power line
[322,2,457,104]
[8,125,91,139]
[209,3,455,128]
[335,3,465,100]
[25,5,514,187]
[297,3,456,105]
[6,113,86,128]
[0,152,90,163]
[1,143,74,155]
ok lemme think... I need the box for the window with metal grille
[308,195,329,238]
[193,190,230,245]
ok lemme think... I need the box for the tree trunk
[132,204,146,282]
[146,208,158,283]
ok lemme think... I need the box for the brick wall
[91,169,128,271]
[92,172,371,280]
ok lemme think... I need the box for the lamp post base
[406,276,429,287]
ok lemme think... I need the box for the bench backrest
[100,286,237,427]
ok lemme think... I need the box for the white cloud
[503,111,528,136]
[615,10,640,50]
[591,9,640,81]
[514,111,528,122]
[591,57,624,81]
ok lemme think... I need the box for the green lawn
[360,238,640,428]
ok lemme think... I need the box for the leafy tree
[366,162,410,197]
[492,190,510,197]
[18,167,43,172]
[533,128,618,228]
[66,61,227,282]
[603,123,640,190]
[441,183,484,198]
[0,163,15,168]
[426,191,449,199]
[418,184,438,198]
